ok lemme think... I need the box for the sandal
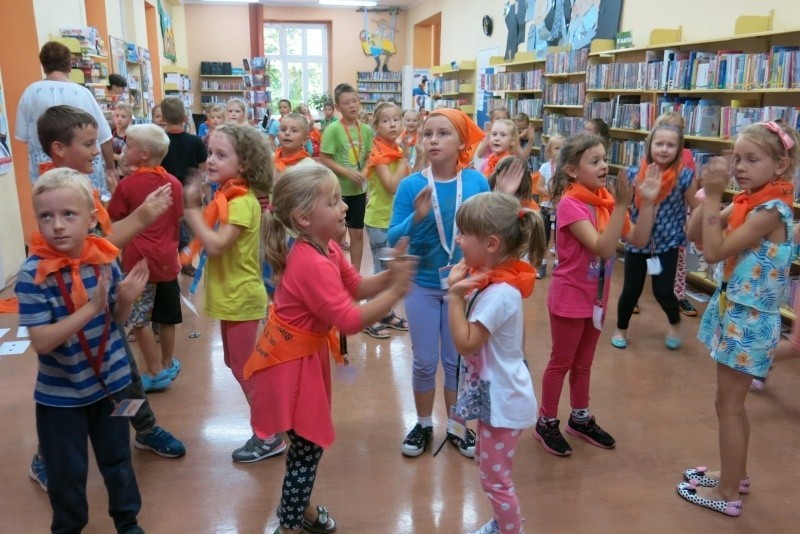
[380,311,408,331]
[303,506,336,534]
[362,324,390,339]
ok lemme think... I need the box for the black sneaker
[533,419,572,456]
[447,428,476,458]
[678,298,698,317]
[566,416,616,449]
[402,424,432,457]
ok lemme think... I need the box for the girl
[248,165,416,534]
[151,104,166,129]
[182,123,285,462]
[399,109,423,172]
[475,107,511,161]
[226,98,248,125]
[482,119,517,178]
[488,155,538,211]
[679,121,798,516]
[537,134,566,278]
[447,192,545,534]
[363,102,410,338]
[112,103,133,165]
[535,133,659,456]
[388,108,490,458]
[611,121,698,350]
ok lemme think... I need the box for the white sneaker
[470,519,500,534]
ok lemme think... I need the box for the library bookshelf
[430,60,477,116]
[356,71,403,112]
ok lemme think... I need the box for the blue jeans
[365,225,389,274]
[404,282,459,392]
[37,391,141,534]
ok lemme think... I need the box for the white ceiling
[180,0,421,9]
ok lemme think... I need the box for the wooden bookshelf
[430,60,476,116]
[355,71,402,112]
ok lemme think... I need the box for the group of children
[16,65,800,533]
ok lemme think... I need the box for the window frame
[263,22,330,106]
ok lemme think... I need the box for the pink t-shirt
[547,197,614,318]
[247,240,363,448]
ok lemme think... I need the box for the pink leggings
[476,422,523,534]
[540,313,600,418]
[221,320,261,431]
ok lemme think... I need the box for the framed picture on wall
[158,0,177,62]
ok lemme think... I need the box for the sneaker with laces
[135,426,186,458]
[447,428,476,458]
[470,519,500,534]
[566,416,615,449]
[533,418,572,456]
[231,434,287,463]
[401,424,432,457]
[29,452,47,492]
[678,298,698,317]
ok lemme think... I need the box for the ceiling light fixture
[319,0,378,7]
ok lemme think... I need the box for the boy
[198,103,225,143]
[16,168,149,533]
[158,96,207,275]
[108,124,184,392]
[274,112,316,179]
[112,103,134,167]
[27,106,186,495]
[267,98,293,149]
[320,83,374,272]
[319,99,337,133]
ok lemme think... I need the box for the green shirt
[321,120,374,197]
[364,159,399,229]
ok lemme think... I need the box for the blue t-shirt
[388,168,490,289]
[16,259,130,407]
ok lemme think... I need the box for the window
[264,23,328,109]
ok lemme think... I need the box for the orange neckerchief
[400,129,418,147]
[0,298,19,313]
[470,260,536,298]
[28,232,119,310]
[563,182,631,236]
[483,150,511,178]
[635,158,681,208]
[181,178,249,265]
[365,136,403,175]
[127,165,170,179]
[522,197,540,211]
[427,109,485,170]
[274,147,311,173]
[243,305,344,379]
[38,162,113,235]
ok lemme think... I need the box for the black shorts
[151,279,183,325]
[343,193,367,230]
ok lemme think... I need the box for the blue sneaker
[141,369,173,392]
[165,358,181,380]
[135,426,186,458]
[29,452,47,492]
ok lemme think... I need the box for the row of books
[544,82,585,105]
[505,98,543,117]
[486,70,544,92]
[358,92,402,103]
[587,61,662,91]
[543,115,585,137]
[357,71,401,81]
[436,80,461,94]
[358,82,402,92]
[435,98,472,109]
[200,81,245,91]
[545,49,588,75]
[607,139,646,168]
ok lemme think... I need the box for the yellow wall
[33,0,86,46]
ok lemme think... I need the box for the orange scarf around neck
[274,147,311,173]
[483,151,511,178]
[181,178,249,265]
[400,130,418,148]
[365,136,403,175]
[128,165,169,179]
[635,158,680,208]
[38,162,113,235]
[563,182,631,236]
[29,232,119,310]
[470,259,536,298]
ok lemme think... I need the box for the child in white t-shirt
[537,134,565,277]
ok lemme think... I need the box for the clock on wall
[482,15,493,36]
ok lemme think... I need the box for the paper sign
[17,326,29,338]
[0,340,32,356]
[181,294,199,316]
[0,328,9,340]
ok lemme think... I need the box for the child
[584,118,611,147]
[112,103,133,165]
[363,102,410,339]
[482,119,517,178]
[320,83,374,273]
[447,192,545,534]
[679,121,799,516]
[274,112,315,179]
[247,164,416,534]
[611,121,698,350]
[488,155,538,211]
[475,107,510,160]
[182,122,285,462]
[108,124,184,392]
[399,108,423,172]
[200,103,226,146]
[358,109,372,125]
[16,168,150,533]
[319,100,337,133]
[226,98,248,125]
[534,133,659,456]
[513,112,538,162]
[268,99,293,148]
[307,114,323,158]
[538,134,566,277]
[151,104,166,129]
[388,108,490,458]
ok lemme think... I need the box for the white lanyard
[425,165,462,263]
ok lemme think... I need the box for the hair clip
[266,202,275,213]
[765,121,794,153]
[518,209,525,220]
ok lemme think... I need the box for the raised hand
[495,157,525,194]
[184,174,205,210]
[611,168,633,207]
[413,186,433,223]
[117,259,150,307]
[388,248,417,296]
[701,156,731,198]
[447,260,486,298]
[139,184,174,225]
[636,165,662,205]
[90,269,110,313]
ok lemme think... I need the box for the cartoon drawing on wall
[503,0,528,60]
[360,10,398,72]
[158,0,177,62]
[412,70,430,112]
[525,0,623,58]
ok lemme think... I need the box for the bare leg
[133,325,164,375]
[158,324,176,370]
[443,388,457,418]
[348,227,364,273]
[413,389,435,418]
